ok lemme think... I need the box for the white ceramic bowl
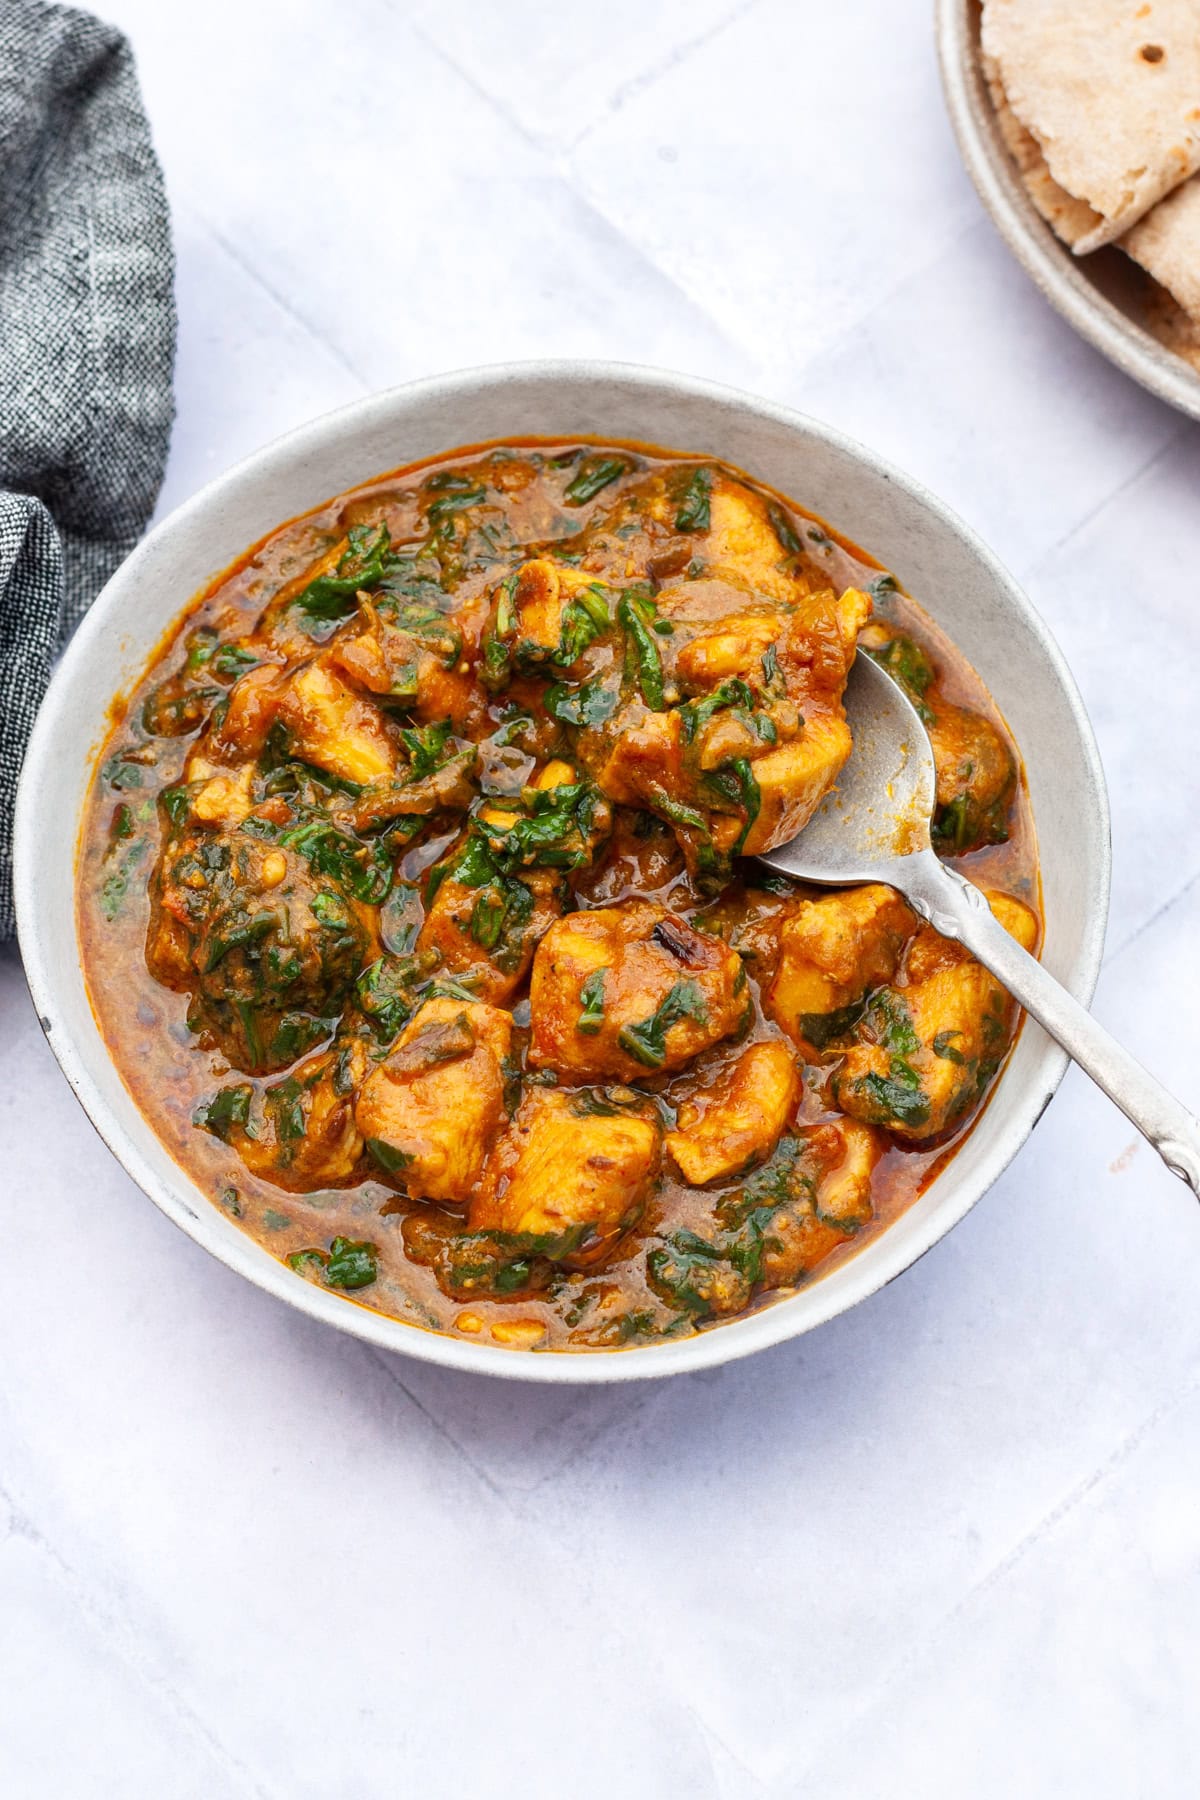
[937,0,1200,423]
[14,361,1110,1382]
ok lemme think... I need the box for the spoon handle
[903,855,1200,1198]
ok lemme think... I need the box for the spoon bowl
[760,652,1200,1197]
[758,652,935,886]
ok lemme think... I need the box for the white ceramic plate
[14,361,1111,1382]
[937,0,1200,423]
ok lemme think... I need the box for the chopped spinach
[544,670,621,728]
[564,455,628,505]
[194,1083,253,1141]
[617,589,665,709]
[325,1237,379,1288]
[291,523,392,632]
[576,968,608,1035]
[674,467,713,533]
[767,501,804,557]
[617,978,708,1068]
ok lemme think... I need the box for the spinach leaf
[202,909,278,973]
[702,756,760,853]
[617,978,708,1068]
[274,815,394,905]
[399,718,453,778]
[325,1237,378,1289]
[646,1229,748,1318]
[863,634,936,724]
[291,523,392,631]
[469,876,533,957]
[288,1237,379,1290]
[678,677,754,744]
[441,781,602,890]
[266,1075,306,1142]
[212,643,262,679]
[408,1223,591,1300]
[425,472,487,537]
[766,502,804,557]
[194,1083,253,1141]
[544,671,621,728]
[576,968,608,1036]
[564,455,628,505]
[617,589,665,709]
[365,1137,415,1176]
[674,467,712,533]
[859,1069,930,1129]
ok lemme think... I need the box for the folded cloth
[0,0,175,936]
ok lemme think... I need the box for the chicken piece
[407,661,485,733]
[509,558,569,651]
[225,1039,369,1192]
[833,890,1038,1142]
[324,597,485,734]
[417,867,565,1005]
[593,707,683,811]
[704,479,806,606]
[206,663,287,761]
[928,703,1016,854]
[328,616,436,704]
[187,762,257,828]
[767,884,915,1055]
[274,658,399,786]
[414,764,593,1002]
[592,706,761,888]
[757,1120,885,1287]
[647,1117,884,1318]
[480,557,611,684]
[595,583,868,871]
[354,998,514,1204]
[666,1040,800,1184]
[673,609,784,689]
[529,901,749,1082]
[147,818,373,1074]
[738,717,854,856]
[470,1087,661,1268]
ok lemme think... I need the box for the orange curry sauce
[78,439,1039,1352]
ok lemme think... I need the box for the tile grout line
[1017,413,1195,587]
[397,2,765,373]
[792,1357,1200,1794]
[0,1469,283,1800]
[360,1345,760,1783]
[567,0,766,152]
[1106,862,1200,967]
[178,200,374,392]
[364,1347,509,1501]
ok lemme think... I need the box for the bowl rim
[14,357,1112,1383]
[935,0,1200,424]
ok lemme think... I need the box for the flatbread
[1122,171,1200,318]
[982,0,1200,252]
[1142,279,1200,368]
[983,52,1103,247]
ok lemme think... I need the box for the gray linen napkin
[0,0,175,935]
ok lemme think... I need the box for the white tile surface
[4,1,1198,1793]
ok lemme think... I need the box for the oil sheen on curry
[79,441,1040,1352]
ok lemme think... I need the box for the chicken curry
[78,440,1039,1352]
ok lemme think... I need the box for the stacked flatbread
[981,0,1200,371]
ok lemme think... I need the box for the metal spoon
[757,653,1200,1196]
